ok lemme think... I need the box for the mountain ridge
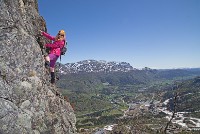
[59,59,136,74]
[58,59,200,74]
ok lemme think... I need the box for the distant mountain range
[58,60,134,74]
[58,60,200,75]
[57,60,200,92]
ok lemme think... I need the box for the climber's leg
[49,54,59,84]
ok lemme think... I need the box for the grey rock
[0,0,76,134]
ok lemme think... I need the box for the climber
[40,30,66,84]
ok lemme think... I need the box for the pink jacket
[42,31,65,56]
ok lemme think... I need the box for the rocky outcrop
[0,0,76,133]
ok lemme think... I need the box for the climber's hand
[39,30,43,35]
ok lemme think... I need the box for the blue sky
[38,0,200,69]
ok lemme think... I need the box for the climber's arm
[41,31,55,41]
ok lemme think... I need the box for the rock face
[0,0,76,134]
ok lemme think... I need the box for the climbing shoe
[51,78,55,84]
[50,72,55,84]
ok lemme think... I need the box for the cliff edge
[0,0,76,133]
